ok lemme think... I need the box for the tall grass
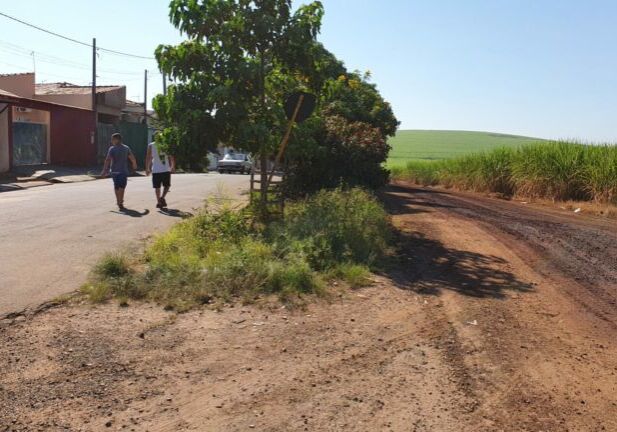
[82,188,391,309]
[394,141,617,204]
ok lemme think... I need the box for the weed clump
[277,188,391,269]
[93,253,131,279]
[84,188,391,309]
[329,263,372,288]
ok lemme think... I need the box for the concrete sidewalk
[12,165,99,183]
[1,165,149,192]
[0,179,51,193]
[1,166,97,193]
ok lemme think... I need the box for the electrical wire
[0,60,90,82]
[0,41,147,76]
[0,11,155,60]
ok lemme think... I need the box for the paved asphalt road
[0,173,248,317]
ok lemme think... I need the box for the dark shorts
[152,172,171,189]
[112,173,128,189]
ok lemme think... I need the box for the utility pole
[92,38,97,154]
[143,69,148,125]
[144,69,149,152]
[162,73,167,96]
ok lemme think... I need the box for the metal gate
[96,123,116,163]
[96,122,148,168]
[12,122,48,165]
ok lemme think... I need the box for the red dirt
[1,183,616,431]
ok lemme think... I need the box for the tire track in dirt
[386,183,617,431]
[391,183,617,327]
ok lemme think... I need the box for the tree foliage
[155,0,325,166]
[284,71,398,196]
[154,0,398,192]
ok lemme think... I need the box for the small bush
[94,253,131,279]
[80,282,111,303]
[331,263,372,288]
[279,188,391,269]
[201,239,273,300]
[269,257,325,294]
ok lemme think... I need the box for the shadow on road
[381,185,534,299]
[379,184,457,216]
[158,208,193,219]
[111,208,150,218]
[386,230,533,299]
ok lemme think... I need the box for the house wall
[35,93,90,110]
[49,105,96,166]
[0,74,34,98]
[97,104,122,118]
[0,105,9,172]
[36,93,122,120]
[98,87,126,109]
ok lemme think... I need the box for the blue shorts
[112,173,128,189]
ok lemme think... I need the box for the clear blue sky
[1,1,615,142]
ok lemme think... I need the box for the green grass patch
[393,141,617,204]
[84,188,390,309]
[387,130,543,168]
[93,253,131,279]
[329,263,372,288]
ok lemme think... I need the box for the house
[122,99,148,124]
[33,80,131,162]
[36,81,126,124]
[0,73,96,173]
[0,72,151,172]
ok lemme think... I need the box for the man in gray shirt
[100,133,137,211]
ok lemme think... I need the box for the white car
[217,153,253,174]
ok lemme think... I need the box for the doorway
[12,106,50,166]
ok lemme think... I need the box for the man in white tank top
[145,140,176,209]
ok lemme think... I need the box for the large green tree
[155,0,399,200]
[154,0,326,201]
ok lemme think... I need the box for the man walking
[100,133,137,211]
[145,138,175,208]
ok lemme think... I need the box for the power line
[0,60,90,82]
[0,41,146,76]
[0,11,155,60]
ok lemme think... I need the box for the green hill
[387,130,544,167]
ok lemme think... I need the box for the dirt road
[1,183,616,431]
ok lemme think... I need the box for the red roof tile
[0,72,34,78]
[0,88,20,98]
[35,82,124,95]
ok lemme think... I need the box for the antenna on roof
[31,51,36,74]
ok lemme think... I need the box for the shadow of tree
[385,230,533,299]
[379,184,456,216]
[381,185,533,299]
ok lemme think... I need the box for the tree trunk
[259,51,268,209]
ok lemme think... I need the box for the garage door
[13,122,48,165]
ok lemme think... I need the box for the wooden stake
[266,94,304,188]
